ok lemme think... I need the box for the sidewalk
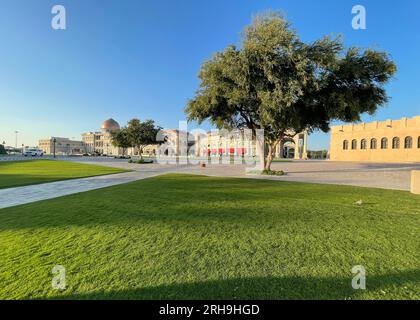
[0,171,163,209]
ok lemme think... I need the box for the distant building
[330,116,420,162]
[81,118,123,155]
[38,137,86,155]
[81,119,186,156]
[39,118,309,159]
[192,129,308,159]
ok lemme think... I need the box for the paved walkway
[0,164,180,209]
[1,159,419,209]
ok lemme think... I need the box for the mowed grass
[0,174,419,300]
[0,160,128,189]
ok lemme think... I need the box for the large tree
[110,127,131,156]
[126,119,161,160]
[185,12,396,170]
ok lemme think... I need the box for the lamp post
[21,144,24,155]
[53,138,57,158]
[14,131,19,148]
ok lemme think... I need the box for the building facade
[39,118,309,159]
[82,118,123,156]
[191,129,308,159]
[38,137,86,155]
[330,116,420,162]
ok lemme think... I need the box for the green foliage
[126,119,161,159]
[0,174,418,299]
[128,159,153,164]
[261,169,285,176]
[0,144,6,155]
[185,12,396,170]
[110,128,132,155]
[308,150,328,159]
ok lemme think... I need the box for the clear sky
[0,0,419,149]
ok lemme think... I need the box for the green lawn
[0,174,418,300]
[0,160,128,189]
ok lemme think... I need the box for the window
[392,137,400,149]
[381,138,388,149]
[360,139,367,150]
[418,136,420,148]
[351,140,357,150]
[343,140,349,150]
[370,138,377,150]
[404,137,413,149]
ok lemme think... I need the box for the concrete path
[0,165,180,209]
[64,158,420,191]
[1,159,419,209]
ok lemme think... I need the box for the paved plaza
[71,157,420,191]
[1,156,419,209]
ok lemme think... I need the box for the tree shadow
[48,270,419,300]
[0,173,417,231]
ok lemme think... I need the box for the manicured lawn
[0,160,128,189]
[0,174,418,300]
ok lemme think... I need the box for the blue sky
[0,0,419,149]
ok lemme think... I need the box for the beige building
[38,137,86,155]
[330,116,420,162]
[82,118,126,156]
[40,118,309,159]
[192,129,308,159]
[81,119,187,157]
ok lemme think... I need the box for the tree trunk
[139,146,143,160]
[264,139,280,171]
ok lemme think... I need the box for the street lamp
[14,131,19,148]
[53,138,57,158]
[21,144,24,155]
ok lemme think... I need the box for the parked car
[23,148,44,157]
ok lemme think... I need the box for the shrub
[261,170,285,176]
[246,169,285,176]
[128,159,153,164]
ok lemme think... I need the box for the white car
[23,148,44,157]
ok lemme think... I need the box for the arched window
[418,136,420,148]
[351,139,357,150]
[343,140,349,150]
[404,137,413,149]
[392,137,400,149]
[360,139,367,150]
[370,138,377,150]
[381,138,388,149]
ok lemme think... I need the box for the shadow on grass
[49,270,419,300]
[0,174,418,231]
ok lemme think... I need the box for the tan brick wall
[330,116,420,162]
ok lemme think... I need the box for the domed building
[101,118,120,132]
[81,118,125,155]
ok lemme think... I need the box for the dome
[101,118,120,132]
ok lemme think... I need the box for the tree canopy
[126,119,161,159]
[110,127,131,156]
[0,144,6,155]
[185,12,396,170]
[110,119,161,159]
